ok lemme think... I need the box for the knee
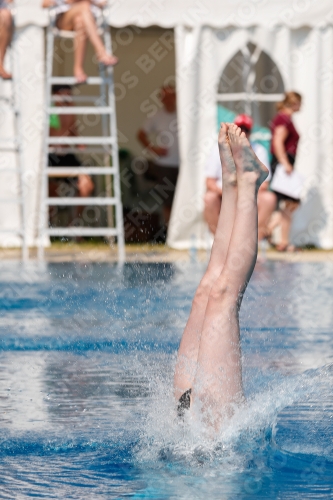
[208,277,237,305]
[258,190,275,205]
[78,0,94,18]
[288,201,299,213]
[78,175,94,197]
[73,13,85,31]
[282,201,298,217]
[192,279,212,307]
[204,190,220,211]
[258,192,277,215]
[0,9,12,26]
[191,271,221,308]
[267,192,277,209]
[79,1,91,10]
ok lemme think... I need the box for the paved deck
[1,244,333,263]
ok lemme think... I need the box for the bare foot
[218,122,237,186]
[228,124,269,188]
[97,53,118,67]
[0,67,12,80]
[74,68,88,84]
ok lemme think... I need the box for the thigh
[0,7,10,18]
[258,190,277,214]
[204,190,221,212]
[56,5,83,31]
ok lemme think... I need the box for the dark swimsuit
[177,388,191,418]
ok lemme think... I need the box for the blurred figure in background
[204,114,276,239]
[137,85,179,226]
[49,85,94,223]
[204,140,222,235]
[0,0,13,79]
[269,91,302,251]
[42,0,118,83]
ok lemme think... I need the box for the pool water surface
[0,260,333,499]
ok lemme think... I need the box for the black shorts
[270,154,300,204]
[48,153,81,184]
[177,388,191,418]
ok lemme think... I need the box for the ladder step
[0,147,19,152]
[49,77,104,85]
[47,106,113,115]
[0,138,17,144]
[0,168,22,173]
[47,137,116,145]
[0,138,19,151]
[46,197,117,206]
[52,27,105,40]
[53,29,76,39]
[52,96,105,104]
[48,146,112,155]
[46,227,119,237]
[0,229,24,234]
[46,167,117,176]
[0,198,22,203]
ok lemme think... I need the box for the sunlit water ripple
[0,260,333,499]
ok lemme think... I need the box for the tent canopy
[3,0,333,250]
[18,0,333,29]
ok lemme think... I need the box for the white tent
[2,0,333,249]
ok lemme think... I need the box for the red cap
[234,114,253,130]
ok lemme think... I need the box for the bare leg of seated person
[0,8,13,80]
[204,190,222,235]
[174,123,269,430]
[277,200,299,251]
[74,173,94,221]
[257,185,277,241]
[57,1,118,84]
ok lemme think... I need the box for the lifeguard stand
[38,6,125,262]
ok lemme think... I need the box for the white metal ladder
[0,15,28,261]
[38,8,125,262]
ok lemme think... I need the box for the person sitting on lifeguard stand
[42,0,118,84]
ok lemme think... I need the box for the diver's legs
[191,124,268,427]
[174,123,237,399]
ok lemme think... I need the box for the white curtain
[0,25,45,247]
[107,0,333,30]
[168,25,333,249]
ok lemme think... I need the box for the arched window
[217,42,285,130]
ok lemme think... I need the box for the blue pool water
[1,260,333,499]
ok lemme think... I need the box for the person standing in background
[0,0,13,80]
[42,0,118,84]
[269,91,302,251]
[137,85,179,226]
